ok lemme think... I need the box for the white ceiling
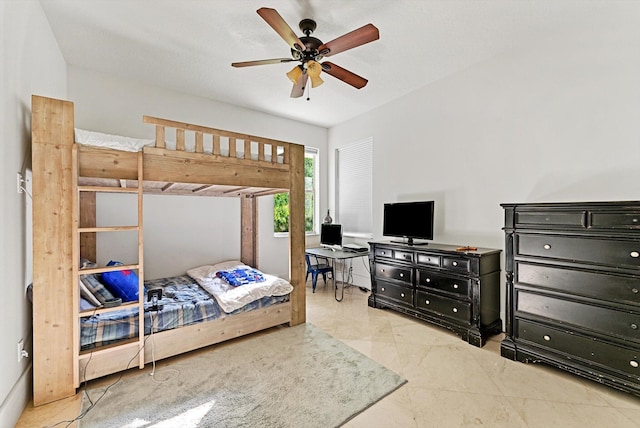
[40,0,622,128]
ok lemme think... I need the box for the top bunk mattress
[74,128,285,163]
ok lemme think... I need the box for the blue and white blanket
[80,274,289,350]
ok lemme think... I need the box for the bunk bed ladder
[72,147,145,388]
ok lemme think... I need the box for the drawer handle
[631,323,638,330]
[452,261,458,266]
[401,293,405,298]
[633,288,639,294]
[631,251,640,258]
[453,284,459,289]
[631,360,639,368]
[400,273,404,277]
[452,308,458,313]
[425,278,431,283]
[381,269,385,273]
[381,287,385,292]
[543,335,551,341]
[543,244,551,250]
[425,300,430,305]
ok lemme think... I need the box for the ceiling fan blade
[290,73,309,98]
[232,58,297,67]
[318,24,379,57]
[321,62,368,89]
[257,8,305,52]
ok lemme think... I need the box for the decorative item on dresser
[368,241,502,347]
[501,201,640,397]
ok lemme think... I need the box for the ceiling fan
[231,8,380,98]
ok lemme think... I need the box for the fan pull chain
[306,83,311,101]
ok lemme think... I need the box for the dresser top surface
[501,201,640,209]
[369,241,501,256]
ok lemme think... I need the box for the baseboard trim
[0,363,32,428]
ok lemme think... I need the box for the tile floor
[308,283,640,428]
[16,280,640,427]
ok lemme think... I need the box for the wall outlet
[17,340,28,362]
[17,172,23,194]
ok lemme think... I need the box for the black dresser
[501,201,640,396]
[368,241,501,347]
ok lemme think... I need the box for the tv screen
[383,201,434,245]
[320,224,343,247]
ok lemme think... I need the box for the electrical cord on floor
[149,311,179,384]
[360,256,371,274]
[46,307,171,427]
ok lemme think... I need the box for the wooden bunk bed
[31,95,306,406]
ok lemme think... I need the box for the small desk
[305,247,368,302]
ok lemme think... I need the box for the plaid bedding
[80,274,289,350]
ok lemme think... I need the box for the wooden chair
[305,254,334,293]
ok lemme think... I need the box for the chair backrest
[305,254,317,271]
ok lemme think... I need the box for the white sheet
[187,263,293,313]
[75,128,155,152]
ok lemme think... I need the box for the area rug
[79,323,407,427]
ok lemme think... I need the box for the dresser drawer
[442,256,470,273]
[516,234,640,268]
[417,269,470,298]
[376,281,414,306]
[394,250,414,263]
[516,210,585,227]
[590,211,640,229]
[516,261,640,306]
[416,290,471,324]
[516,319,640,379]
[416,253,441,267]
[516,290,640,342]
[374,262,413,285]
[375,247,394,259]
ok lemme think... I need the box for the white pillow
[211,260,245,271]
[186,260,244,280]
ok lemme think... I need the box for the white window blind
[336,138,372,237]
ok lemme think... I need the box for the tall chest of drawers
[501,201,640,396]
[368,241,502,347]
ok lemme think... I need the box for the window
[273,147,318,233]
[336,138,372,237]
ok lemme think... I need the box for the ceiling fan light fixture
[306,60,324,88]
[286,65,303,83]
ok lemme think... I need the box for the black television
[383,201,434,245]
[320,223,343,248]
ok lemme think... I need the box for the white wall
[328,5,640,302]
[0,1,67,426]
[68,67,328,279]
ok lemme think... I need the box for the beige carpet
[79,323,407,427]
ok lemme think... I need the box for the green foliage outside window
[274,155,315,233]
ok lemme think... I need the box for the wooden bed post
[240,196,258,267]
[31,95,76,405]
[288,144,306,325]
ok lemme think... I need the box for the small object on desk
[456,246,477,252]
[342,243,368,252]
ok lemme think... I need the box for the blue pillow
[101,261,142,302]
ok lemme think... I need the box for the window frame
[273,147,319,237]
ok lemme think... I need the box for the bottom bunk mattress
[80,274,289,350]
